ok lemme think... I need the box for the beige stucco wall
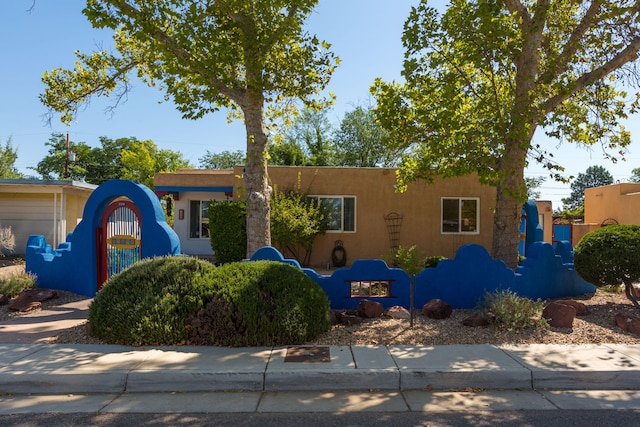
[157,167,499,268]
[584,183,640,226]
[535,200,553,244]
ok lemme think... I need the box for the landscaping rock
[0,294,9,306]
[7,288,57,312]
[339,313,364,326]
[422,299,452,319]
[555,299,589,316]
[615,313,640,335]
[357,299,384,318]
[542,301,576,328]
[385,305,411,319]
[463,314,490,327]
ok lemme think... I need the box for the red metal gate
[97,200,142,289]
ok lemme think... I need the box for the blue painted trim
[155,186,234,193]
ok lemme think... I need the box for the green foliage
[333,105,401,167]
[574,225,640,290]
[562,166,613,211]
[270,190,329,265]
[0,137,23,179]
[198,150,246,169]
[283,108,335,166]
[186,261,331,346]
[0,272,37,297]
[372,0,640,266]
[32,133,190,186]
[88,256,218,345]
[209,201,247,264]
[484,290,548,332]
[268,139,310,166]
[424,255,446,269]
[383,245,425,275]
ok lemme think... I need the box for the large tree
[373,0,640,267]
[40,1,338,257]
[562,165,613,210]
[333,105,401,167]
[199,150,245,169]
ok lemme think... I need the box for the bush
[88,256,218,345]
[484,290,547,331]
[0,272,37,297]
[209,201,247,264]
[424,255,446,269]
[574,224,640,307]
[185,261,331,346]
[88,257,330,347]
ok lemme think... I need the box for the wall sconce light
[178,209,184,220]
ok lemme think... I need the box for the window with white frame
[441,198,479,234]
[189,200,211,238]
[307,196,356,232]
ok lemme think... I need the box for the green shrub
[0,272,37,297]
[424,255,446,269]
[186,261,331,346]
[383,245,425,275]
[88,256,218,345]
[484,290,548,331]
[209,201,247,264]
[574,224,640,288]
[88,256,330,347]
[270,190,329,265]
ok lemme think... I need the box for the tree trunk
[491,141,528,269]
[243,100,272,258]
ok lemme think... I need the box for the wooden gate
[97,200,142,289]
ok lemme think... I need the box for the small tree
[574,224,640,308]
[270,190,328,265]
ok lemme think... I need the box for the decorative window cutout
[349,280,392,298]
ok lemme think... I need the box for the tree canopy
[199,150,245,169]
[40,0,338,257]
[562,165,613,210]
[372,0,640,267]
[32,133,190,188]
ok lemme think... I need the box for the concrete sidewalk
[1,343,639,395]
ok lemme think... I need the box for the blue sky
[1,0,639,209]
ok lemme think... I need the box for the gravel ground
[3,262,640,346]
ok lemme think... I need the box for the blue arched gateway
[26,180,180,297]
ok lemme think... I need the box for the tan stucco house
[155,166,553,268]
[0,179,97,256]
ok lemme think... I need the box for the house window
[350,280,391,298]
[442,198,479,234]
[308,196,356,232]
[189,200,211,239]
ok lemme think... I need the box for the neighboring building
[155,166,553,268]
[565,182,640,244]
[0,179,97,256]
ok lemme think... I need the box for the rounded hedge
[185,261,331,346]
[88,256,218,345]
[88,257,331,347]
[574,224,640,288]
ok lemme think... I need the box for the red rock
[422,299,452,319]
[555,300,589,316]
[542,301,576,328]
[357,299,384,318]
[385,306,411,319]
[8,288,57,312]
[340,314,363,326]
[463,314,490,327]
[615,313,640,335]
[0,294,9,306]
